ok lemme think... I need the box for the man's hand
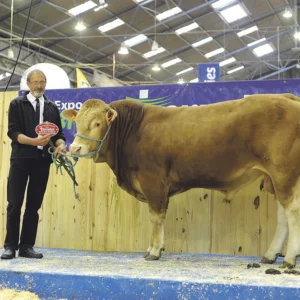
[54,142,67,158]
[32,134,51,146]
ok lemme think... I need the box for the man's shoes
[18,248,43,259]
[1,249,16,259]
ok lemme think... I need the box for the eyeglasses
[29,81,46,86]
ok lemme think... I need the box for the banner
[19,79,300,145]
[76,68,91,88]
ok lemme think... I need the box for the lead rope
[48,148,79,199]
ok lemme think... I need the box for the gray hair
[26,70,47,82]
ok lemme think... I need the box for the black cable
[5,0,34,91]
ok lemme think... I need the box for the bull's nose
[70,144,81,154]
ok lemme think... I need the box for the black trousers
[4,156,50,250]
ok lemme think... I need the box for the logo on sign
[35,121,59,137]
[198,63,220,82]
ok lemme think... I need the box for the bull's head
[62,99,117,161]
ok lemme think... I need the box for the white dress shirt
[27,93,45,150]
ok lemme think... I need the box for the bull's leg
[280,195,300,269]
[261,200,288,264]
[144,207,166,261]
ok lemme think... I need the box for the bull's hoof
[260,256,276,264]
[276,253,284,257]
[145,254,160,261]
[143,252,150,259]
[279,261,295,269]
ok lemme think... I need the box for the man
[1,69,66,259]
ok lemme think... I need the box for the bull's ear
[62,109,78,122]
[106,108,118,126]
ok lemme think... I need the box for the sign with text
[35,121,59,137]
[198,63,220,82]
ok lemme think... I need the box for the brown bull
[62,93,300,268]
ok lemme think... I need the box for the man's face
[27,73,47,98]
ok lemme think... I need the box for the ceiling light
[176,67,193,76]
[118,43,129,55]
[152,64,161,71]
[205,47,225,58]
[220,4,248,23]
[294,32,300,40]
[144,47,165,58]
[94,3,108,11]
[219,57,236,67]
[133,0,154,3]
[151,40,159,51]
[5,72,11,77]
[227,65,244,74]
[68,1,97,16]
[252,44,274,57]
[177,78,185,84]
[7,48,14,58]
[156,7,182,21]
[124,34,148,47]
[98,18,124,33]
[247,38,266,47]
[192,37,213,47]
[190,78,199,83]
[237,26,258,37]
[175,23,199,35]
[283,7,292,18]
[161,58,182,68]
[212,0,236,10]
[75,21,86,31]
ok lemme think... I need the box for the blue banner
[198,63,220,82]
[19,79,300,145]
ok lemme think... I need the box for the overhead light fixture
[0,72,11,81]
[68,1,97,16]
[247,38,266,47]
[98,18,125,32]
[176,67,193,76]
[152,64,161,71]
[283,7,292,18]
[192,37,213,47]
[205,47,225,58]
[75,21,86,31]
[212,0,236,10]
[177,78,185,84]
[237,26,258,37]
[175,23,199,35]
[94,3,108,11]
[118,43,129,55]
[227,65,244,74]
[156,7,182,21]
[7,48,14,58]
[294,32,300,40]
[133,0,154,3]
[220,4,248,23]
[252,43,274,57]
[151,40,159,51]
[190,78,199,83]
[144,47,165,58]
[124,34,148,47]
[161,58,182,68]
[219,57,236,67]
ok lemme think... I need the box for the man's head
[26,70,47,98]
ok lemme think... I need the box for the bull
[62,93,300,268]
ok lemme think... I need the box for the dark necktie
[34,98,40,127]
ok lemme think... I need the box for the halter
[71,123,112,158]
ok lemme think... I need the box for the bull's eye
[96,123,100,127]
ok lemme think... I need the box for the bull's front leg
[280,197,300,269]
[144,208,166,261]
[261,200,288,264]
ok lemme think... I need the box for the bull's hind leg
[261,200,288,264]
